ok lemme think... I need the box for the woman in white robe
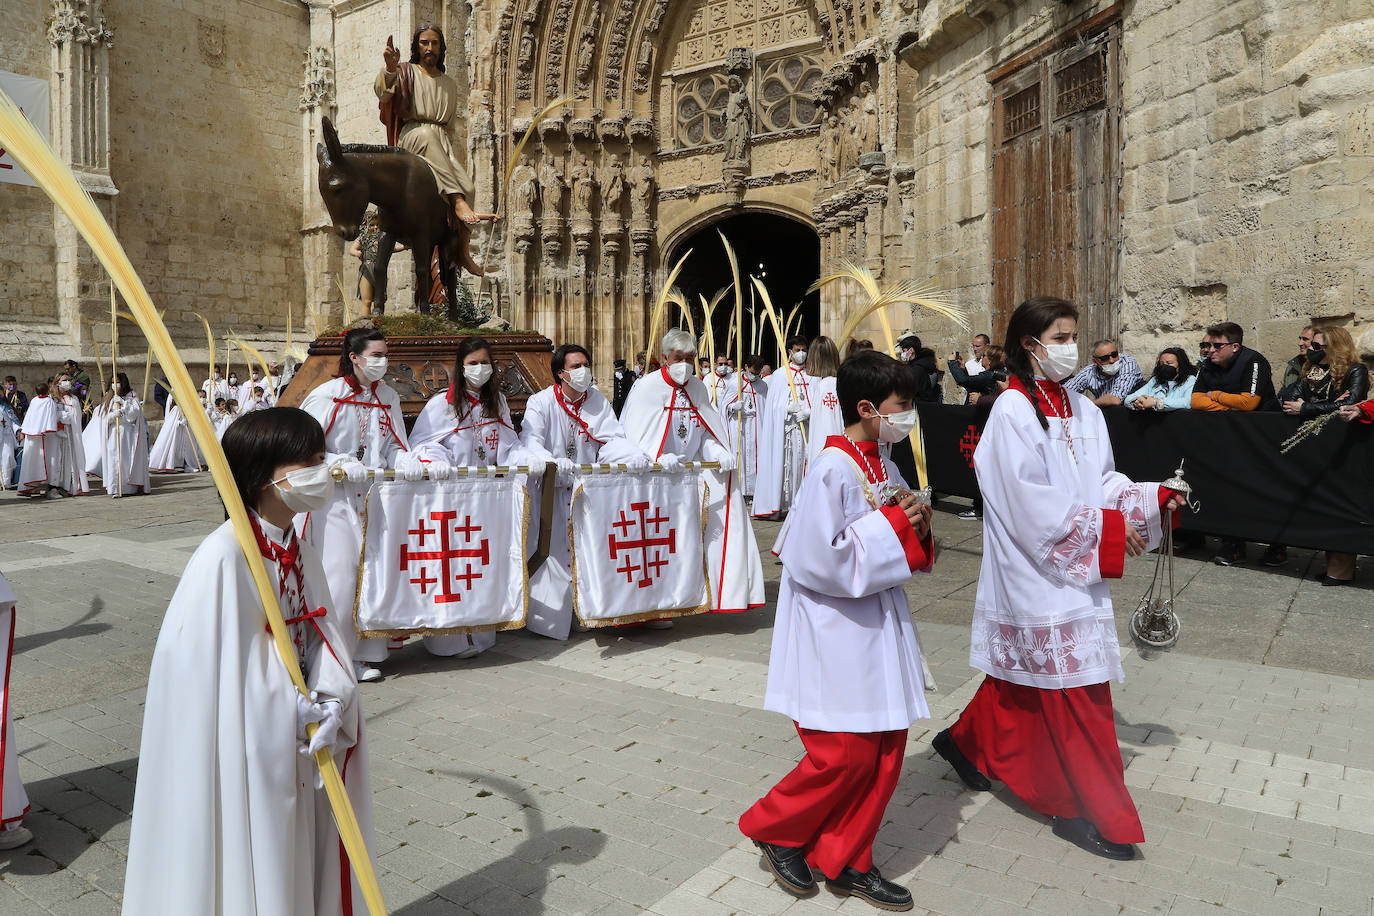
[519,344,649,639]
[149,399,205,472]
[101,373,151,497]
[718,359,768,498]
[935,298,1184,862]
[299,328,412,682]
[123,406,374,915]
[53,376,89,495]
[410,336,545,655]
[753,338,817,518]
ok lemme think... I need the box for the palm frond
[644,249,692,364]
[813,260,968,347]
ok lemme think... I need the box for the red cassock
[949,677,1144,843]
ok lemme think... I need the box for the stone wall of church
[889,0,1374,382]
[0,0,60,326]
[107,0,308,332]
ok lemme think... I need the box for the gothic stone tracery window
[672,53,823,148]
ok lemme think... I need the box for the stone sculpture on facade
[509,154,539,252]
[722,74,753,185]
[538,156,567,260]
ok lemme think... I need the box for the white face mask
[356,355,388,383]
[715,364,732,377]
[1033,340,1080,383]
[667,362,692,385]
[229,377,239,385]
[790,350,807,366]
[876,407,918,444]
[464,363,493,388]
[272,463,335,513]
[59,380,73,392]
[744,371,758,381]
[1099,360,1121,377]
[900,350,914,363]
[563,366,592,393]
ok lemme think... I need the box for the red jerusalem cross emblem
[822,392,838,409]
[958,424,980,469]
[608,501,677,589]
[400,511,490,604]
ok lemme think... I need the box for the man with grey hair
[620,329,765,622]
[1064,339,1143,407]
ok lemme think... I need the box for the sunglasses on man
[1198,341,1236,350]
[1093,351,1120,362]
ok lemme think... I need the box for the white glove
[707,444,737,472]
[304,700,343,757]
[295,690,327,741]
[555,456,577,485]
[625,453,652,472]
[726,402,741,417]
[791,406,811,423]
[426,457,453,480]
[336,458,368,484]
[394,451,426,481]
[657,453,683,473]
[525,455,548,477]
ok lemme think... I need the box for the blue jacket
[1124,374,1197,410]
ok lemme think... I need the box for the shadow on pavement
[396,773,606,915]
[0,756,135,878]
[13,596,110,656]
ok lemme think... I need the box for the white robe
[300,377,411,665]
[201,377,232,403]
[971,383,1165,690]
[766,447,930,732]
[621,368,765,614]
[56,395,88,494]
[101,394,151,496]
[123,517,374,916]
[519,385,647,639]
[0,573,31,829]
[805,376,844,465]
[17,396,65,495]
[0,403,18,488]
[149,403,206,472]
[83,404,106,476]
[408,389,532,656]
[718,375,768,498]
[703,371,733,409]
[752,363,816,517]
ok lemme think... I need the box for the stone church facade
[1,0,1371,383]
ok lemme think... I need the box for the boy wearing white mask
[933,298,1183,862]
[300,328,411,681]
[409,336,547,656]
[124,407,375,915]
[741,350,933,911]
[620,330,764,622]
[753,335,815,518]
[706,354,733,406]
[519,344,651,638]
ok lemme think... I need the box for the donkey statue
[315,116,478,320]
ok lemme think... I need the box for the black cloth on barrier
[918,403,1374,555]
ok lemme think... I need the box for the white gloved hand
[336,458,368,484]
[794,406,811,423]
[657,453,683,473]
[425,457,453,480]
[726,402,741,417]
[625,453,652,472]
[295,690,327,741]
[525,455,548,477]
[394,451,426,481]
[555,456,577,485]
[708,444,737,472]
[305,700,343,757]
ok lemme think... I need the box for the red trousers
[739,724,907,879]
[949,676,1144,844]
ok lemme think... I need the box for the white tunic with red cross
[409,389,527,467]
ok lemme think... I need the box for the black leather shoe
[753,841,815,896]
[1260,545,1288,567]
[1051,816,1136,860]
[932,729,992,791]
[826,866,914,911]
[1320,574,1355,587]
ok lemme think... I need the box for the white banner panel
[570,471,709,626]
[0,71,50,188]
[356,476,528,637]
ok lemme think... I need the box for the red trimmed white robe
[123,514,374,915]
[17,395,65,496]
[0,573,31,832]
[620,368,764,614]
[742,436,933,879]
[950,376,1170,844]
[718,374,768,498]
[300,376,410,665]
[752,362,816,517]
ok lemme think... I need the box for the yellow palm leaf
[195,313,216,385]
[812,259,968,347]
[644,249,692,364]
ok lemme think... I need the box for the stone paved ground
[1,475,1372,915]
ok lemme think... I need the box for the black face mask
[1306,348,1327,365]
[1154,364,1178,383]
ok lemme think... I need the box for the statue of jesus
[376,25,496,275]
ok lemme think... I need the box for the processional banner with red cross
[569,472,710,627]
[354,477,529,637]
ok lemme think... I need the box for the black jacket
[1194,346,1278,411]
[1293,363,1370,417]
[909,351,940,403]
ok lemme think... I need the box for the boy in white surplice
[740,350,933,912]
